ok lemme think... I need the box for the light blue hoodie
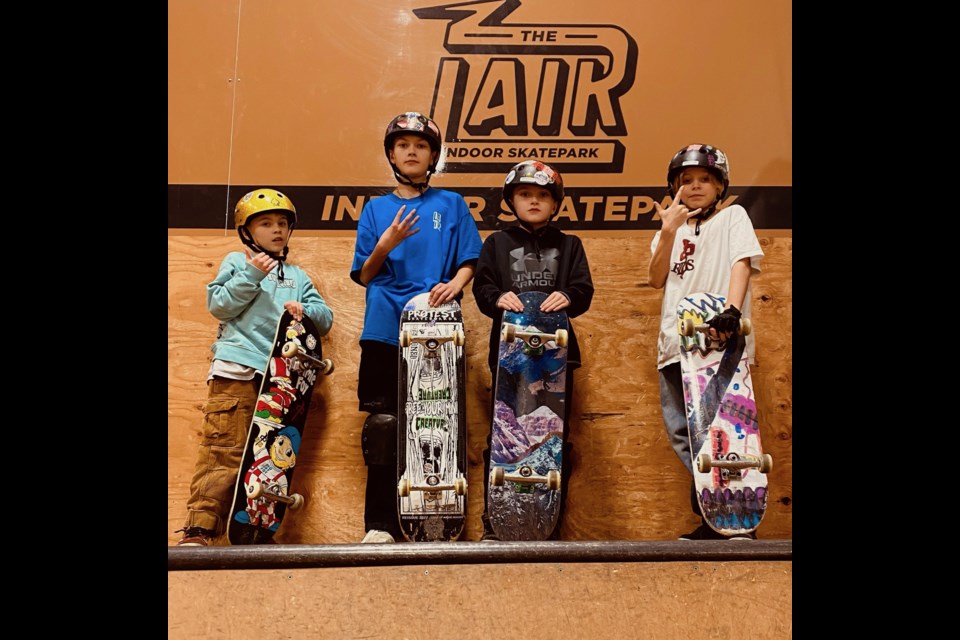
[207,252,333,371]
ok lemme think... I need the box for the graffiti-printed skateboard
[397,292,468,542]
[488,291,568,540]
[226,310,333,545]
[677,292,772,536]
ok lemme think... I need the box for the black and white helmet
[666,144,730,199]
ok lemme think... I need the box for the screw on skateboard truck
[396,292,468,542]
[677,292,772,536]
[487,291,568,541]
[226,310,333,545]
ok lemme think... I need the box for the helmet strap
[237,227,289,280]
[393,165,433,193]
[692,201,720,236]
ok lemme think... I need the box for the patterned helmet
[502,160,564,213]
[383,112,442,159]
[666,144,730,199]
[234,188,297,228]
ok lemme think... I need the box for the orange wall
[168,0,791,193]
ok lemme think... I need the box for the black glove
[708,305,742,335]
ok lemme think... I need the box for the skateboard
[226,310,333,545]
[677,292,772,536]
[488,291,569,541]
[396,292,468,541]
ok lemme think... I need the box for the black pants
[357,340,403,537]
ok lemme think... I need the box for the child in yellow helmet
[176,188,333,546]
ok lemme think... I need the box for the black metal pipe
[168,539,792,571]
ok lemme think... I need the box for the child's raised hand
[654,186,701,232]
[283,300,304,321]
[378,205,421,252]
[244,247,278,274]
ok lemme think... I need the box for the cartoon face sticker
[270,427,301,470]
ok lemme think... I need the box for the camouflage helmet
[234,188,297,228]
[502,160,564,214]
[666,144,730,199]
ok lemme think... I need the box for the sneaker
[480,531,500,542]
[678,523,727,541]
[361,529,396,544]
[176,526,215,547]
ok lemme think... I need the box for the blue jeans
[659,362,693,474]
[659,363,704,517]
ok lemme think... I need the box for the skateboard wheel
[320,358,335,375]
[759,453,773,474]
[554,329,568,348]
[680,318,695,337]
[453,329,465,347]
[503,324,516,343]
[246,481,263,499]
[281,341,300,358]
[454,476,467,496]
[398,478,411,497]
[739,318,752,336]
[546,469,561,491]
[491,466,505,486]
[399,330,411,348]
[289,493,304,510]
[696,453,713,473]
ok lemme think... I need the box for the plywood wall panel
[168,233,791,543]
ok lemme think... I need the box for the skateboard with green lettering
[396,292,468,542]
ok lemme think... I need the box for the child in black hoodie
[472,160,594,540]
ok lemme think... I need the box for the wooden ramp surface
[168,541,792,639]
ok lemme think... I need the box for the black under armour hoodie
[472,224,594,376]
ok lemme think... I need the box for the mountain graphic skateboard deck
[488,291,569,540]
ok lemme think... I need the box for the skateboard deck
[226,310,333,545]
[488,291,569,541]
[396,292,468,542]
[677,292,772,536]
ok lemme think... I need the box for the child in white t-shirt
[648,143,764,541]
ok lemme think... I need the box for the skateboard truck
[696,452,773,476]
[281,341,335,375]
[398,475,467,496]
[502,324,569,353]
[490,465,561,491]
[679,318,752,338]
[246,479,305,510]
[399,330,465,349]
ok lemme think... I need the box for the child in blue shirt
[350,112,482,543]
